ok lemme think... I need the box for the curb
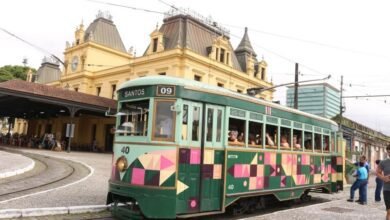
[0,153,35,179]
[0,205,110,219]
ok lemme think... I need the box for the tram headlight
[116,156,128,172]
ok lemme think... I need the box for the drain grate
[322,207,354,213]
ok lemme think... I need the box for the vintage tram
[107,76,343,219]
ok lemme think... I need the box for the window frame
[204,104,225,148]
[180,100,203,147]
[115,98,152,143]
[227,107,247,147]
[151,99,176,142]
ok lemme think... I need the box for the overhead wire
[0,27,65,66]
[5,0,385,99]
[86,0,166,15]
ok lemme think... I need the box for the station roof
[0,79,117,119]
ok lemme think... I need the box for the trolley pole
[294,63,299,109]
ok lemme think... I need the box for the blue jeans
[351,179,368,202]
[375,177,384,201]
[358,181,368,201]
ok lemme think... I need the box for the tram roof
[119,76,338,127]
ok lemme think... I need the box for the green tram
[107,76,344,219]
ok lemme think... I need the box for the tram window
[248,121,262,147]
[293,130,302,150]
[228,118,246,146]
[265,125,277,148]
[280,127,291,149]
[192,106,200,141]
[314,133,321,151]
[304,131,313,151]
[117,100,149,136]
[323,135,330,152]
[182,104,188,140]
[153,100,175,141]
[216,109,222,142]
[206,108,214,142]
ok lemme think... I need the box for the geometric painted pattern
[177,148,224,213]
[227,151,340,193]
[120,149,176,187]
[179,148,222,180]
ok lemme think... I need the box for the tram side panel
[224,150,339,206]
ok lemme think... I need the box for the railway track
[0,151,90,203]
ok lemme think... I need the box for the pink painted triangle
[281,176,286,187]
[160,156,174,170]
[242,165,250,177]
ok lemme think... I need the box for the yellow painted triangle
[151,155,160,170]
[177,180,189,195]
[251,153,258,165]
[138,154,152,169]
[159,170,175,186]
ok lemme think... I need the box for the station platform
[0,150,34,179]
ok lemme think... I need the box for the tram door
[177,101,203,214]
[201,104,225,212]
[177,101,225,214]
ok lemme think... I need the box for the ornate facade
[30,11,274,151]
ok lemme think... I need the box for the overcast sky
[1,0,390,135]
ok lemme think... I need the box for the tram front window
[153,100,176,141]
[117,100,149,136]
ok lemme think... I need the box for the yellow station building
[27,11,274,152]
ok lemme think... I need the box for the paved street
[0,145,112,219]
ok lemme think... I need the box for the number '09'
[160,87,172,95]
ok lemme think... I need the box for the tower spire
[235,27,257,57]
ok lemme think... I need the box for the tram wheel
[300,194,312,202]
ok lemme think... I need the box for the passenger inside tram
[266,133,275,146]
[228,130,238,142]
[293,135,302,149]
[280,135,290,148]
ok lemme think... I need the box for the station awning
[0,79,117,119]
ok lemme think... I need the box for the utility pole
[339,75,343,130]
[294,63,299,109]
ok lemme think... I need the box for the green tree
[0,65,36,82]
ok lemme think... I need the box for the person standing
[375,159,384,202]
[377,144,390,220]
[354,155,370,203]
[347,161,368,204]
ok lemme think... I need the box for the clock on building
[71,56,79,72]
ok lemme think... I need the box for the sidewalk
[0,150,34,179]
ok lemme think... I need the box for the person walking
[377,144,390,220]
[348,160,368,204]
[375,159,384,202]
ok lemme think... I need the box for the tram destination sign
[156,85,176,96]
[119,86,148,100]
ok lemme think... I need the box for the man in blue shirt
[347,161,368,204]
[353,155,370,203]
[377,145,390,220]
